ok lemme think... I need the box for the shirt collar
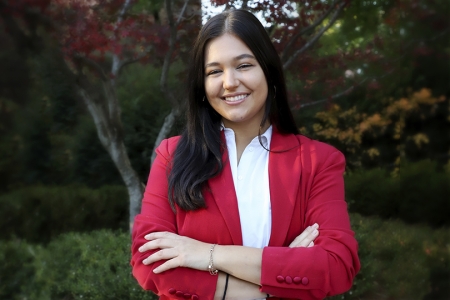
[221,123,272,149]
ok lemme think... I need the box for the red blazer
[131,129,360,300]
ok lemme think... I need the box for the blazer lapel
[207,136,243,246]
[268,129,302,246]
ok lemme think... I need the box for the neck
[222,118,270,163]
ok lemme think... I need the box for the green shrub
[345,160,450,227]
[22,230,156,300]
[0,185,128,243]
[330,213,450,300]
[1,216,448,299]
[0,239,38,300]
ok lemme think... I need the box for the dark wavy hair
[168,9,299,211]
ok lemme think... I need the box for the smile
[223,94,248,102]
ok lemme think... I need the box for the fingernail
[312,229,318,236]
[138,247,143,252]
[144,235,150,239]
[308,241,314,247]
[142,259,147,265]
[312,223,319,229]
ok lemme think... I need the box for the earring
[273,86,277,98]
[202,96,205,102]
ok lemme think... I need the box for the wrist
[208,244,219,275]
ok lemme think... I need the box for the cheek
[204,79,218,97]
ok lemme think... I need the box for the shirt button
[238,175,243,180]
[285,276,293,284]
[302,277,309,285]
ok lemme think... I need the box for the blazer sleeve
[260,141,360,299]
[131,138,218,299]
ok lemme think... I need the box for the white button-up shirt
[223,125,272,249]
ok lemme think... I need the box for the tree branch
[291,68,401,111]
[73,55,108,81]
[117,46,153,73]
[281,0,341,61]
[176,0,190,26]
[160,0,189,107]
[292,84,355,111]
[111,0,133,77]
[282,1,346,70]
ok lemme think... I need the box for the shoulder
[155,136,181,160]
[296,134,345,168]
[297,135,341,155]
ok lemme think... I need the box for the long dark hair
[168,9,299,211]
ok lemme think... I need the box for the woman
[131,9,360,300]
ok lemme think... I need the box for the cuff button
[176,291,184,297]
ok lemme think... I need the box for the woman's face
[204,33,268,131]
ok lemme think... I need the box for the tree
[2,0,447,227]
[0,0,202,228]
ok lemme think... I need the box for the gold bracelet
[208,244,218,275]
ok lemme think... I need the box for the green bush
[21,230,157,300]
[0,185,128,243]
[345,160,450,227]
[0,239,37,300]
[331,213,450,300]
[1,215,448,299]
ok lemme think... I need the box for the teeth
[225,94,247,102]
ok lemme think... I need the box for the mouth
[222,94,249,102]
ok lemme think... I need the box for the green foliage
[330,213,450,300]
[345,160,450,227]
[0,239,36,300]
[118,63,174,181]
[2,217,448,299]
[15,230,156,300]
[71,118,123,187]
[0,185,128,243]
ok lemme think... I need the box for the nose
[223,70,239,90]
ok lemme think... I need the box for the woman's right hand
[289,223,319,248]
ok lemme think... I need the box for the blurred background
[0,0,448,299]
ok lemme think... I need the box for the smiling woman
[204,34,269,158]
[131,9,360,300]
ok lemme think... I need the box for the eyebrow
[205,54,256,68]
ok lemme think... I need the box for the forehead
[204,34,255,63]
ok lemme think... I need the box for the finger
[153,258,182,274]
[143,248,179,266]
[307,241,314,247]
[289,223,319,248]
[139,237,179,253]
[288,223,316,247]
[144,231,176,241]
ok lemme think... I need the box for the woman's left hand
[138,232,210,274]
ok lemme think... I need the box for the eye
[237,63,253,70]
[206,69,222,76]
